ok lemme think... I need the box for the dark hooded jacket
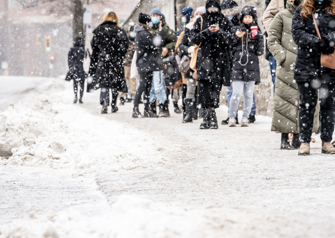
[221,0,238,10]
[292,0,335,83]
[134,24,164,74]
[190,0,236,86]
[66,37,86,81]
[89,21,129,91]
[231,6,264,84]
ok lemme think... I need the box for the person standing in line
[228,6,264,127]
[66,36,86,104]
[190,0,235,129]
[292,0,335,155]
[132,13,164,118]
[89,12,129,114]
[268,0,319,150]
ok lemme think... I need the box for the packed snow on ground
[1,76,335,238]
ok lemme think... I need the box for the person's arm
[291,7,320,49]
[163,28,177,51]
[88,33,100,76]
[178,29,191,54]
[190,17,209,45]
[68,50,74,69]
[263,0,280,32]
[256,28,265,56]
[268,13,286,65]
[118,29,129,57]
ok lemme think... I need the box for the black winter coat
[135,24,164,74]
[89,21,129,91]
[292,2,335,82]
[190,11,235,86]
[231,22,264,84]
[66,37,86,81]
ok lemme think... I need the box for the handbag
[313,14,335,70]
[178,55,191,73]
[130,50,140,79]
[190,16,203,74]
[83,49,91,73]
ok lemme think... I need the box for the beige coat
[263,0,285,32]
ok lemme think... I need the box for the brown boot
[298,143,310,156]
[322,142,335,154]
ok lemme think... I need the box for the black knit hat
[138,12,151,24]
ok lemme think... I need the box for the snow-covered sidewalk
[0,76,335,237]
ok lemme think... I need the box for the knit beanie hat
[182,7,194,23]
[138,12,151,24]
[150,8,162,16]
[194,6,206,16]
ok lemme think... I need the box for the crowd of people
[66,0,335,156]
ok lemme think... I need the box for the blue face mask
[151,17,160,25]
[130,32,136,38]
[182,17,187,23]
[149,22,153,28]
[228,15,233,21]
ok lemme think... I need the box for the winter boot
[158,104,169,117]
[120,97,125,105]
[208,109,218,129]
[200,109,210,129]
[228,117,236,127]
[199,108,206,118]
[281,133,291,150]
[73,98,78,104]
[79,98,83,104]
[173,102,182,114]
[322,142,335,154]
[248,114,256,123]
[150,101,157,116]
[298,143,310,156]
[291,134,301,149]
[221,117,229,125]
[192,103,198,120]
[164,101,171,117]
[111,106,119,113]
[101,106,108,114]
[125,98,132,103]
[132,107,142,118]
[183,99,193,123]
[144,106,158,118]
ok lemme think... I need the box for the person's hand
[208,26,219,33]
[162,47,169,57]
[236,31,246,38]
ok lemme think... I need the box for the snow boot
[144,106,158,118]
[322,142,335,154]
[120,97,125,105]
[173,102,182,114]
[228,117,236,127]
[183,99,193,123]
[101,106,108,114]
[132,107,142,118]
[291,134,301,149]
[150,101,157,116]
[73,98,77,104]
[111,106,118,113]
[192,103,198,120]
[298,143,310,156]
[158,104,169,117]
[248,114,256,123]
[164,101,171,117]
[208,109,218,129]
[221,117,229,125]
[200,109,210,129]
[281,133,291,150]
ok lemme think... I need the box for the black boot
[73,98,78,104]
[221,117,229,125]
[164,100,171,117]
[111,92,119,113]
[132,107,142,118]
[173,102,182,114]
[199,108,206,118]
[248,114,256,123]
[192,102,198,120]
[208,109,218,129]
[291,133,301,149]
[200,109,210,129]
[144,106,158,118]
[158,104,169,117]
[120,97,125,105]
[281,133,291,150]
[79,98,83,104]
[150,101,157,116]
[183,99,193,123]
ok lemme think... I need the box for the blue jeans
[269,55,277,95]
[250,94,256,116]
[227,84,256,116]
[150,71,167,104]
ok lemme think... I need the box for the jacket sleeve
[164,28,177,50]
[68,50,74,69]
[263,0,280,32]
[189,17,203,45]
[291,7,320,49]
[217,18,239,46]
[268,13,286,65]
[118,29,129,58]
[256,29,264,56]
[178,29,191,54]
[89,33,100,76]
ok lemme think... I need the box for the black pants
[298,79,335,143]
[197,78,221,109]
[134,72,152,109]
[73,79,85,100]
[100,87,118,107]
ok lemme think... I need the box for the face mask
[228,15,233,21]
[195,15,201,19]
[130,32,136,38]
[316,0,324,2]
[151,17,160,25]
[208,7,219,12]
[149,22,153,28]
[182,17,187,23]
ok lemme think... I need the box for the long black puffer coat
[66,37,86,81]
[190,0,236,86]
[231,6,264,84]
[134,24,164,74]
[89,21,129,91]
[292,1,335,83]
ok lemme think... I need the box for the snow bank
[0,78,168,176]
[0,195,220,238]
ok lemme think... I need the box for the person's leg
[79,79,84,101]
[149,71,159,104]
[226,85,233,114]
[100,87,110,106]
[269,55,277,95]
[158,71,167,104]
[229,81,244,118]
[184,78,196,123]
[134,73,149,108]
[320,82,335,143]
[250,93,256,115]
[73,79,78,103]
[111,89,119,113]
[198,80,211,129]
[242,81,255,124]
[143,72,153,111]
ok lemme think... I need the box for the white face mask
[195,15,201,19]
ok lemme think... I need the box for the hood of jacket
[221,0,238,10]
[286,0,296,14]
[240,5,258,25]
[206,0,221,12]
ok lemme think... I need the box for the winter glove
[187,46,195,54]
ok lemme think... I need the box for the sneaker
[241,117,248,127]
[221,117,229,125]
[132,107,142,118]
[228,117,236,127]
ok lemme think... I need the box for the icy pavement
[0,76,335,237]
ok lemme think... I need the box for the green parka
[268,1,319,134]
[151,17,177,55]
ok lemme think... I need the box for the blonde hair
[103,12,120,27]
